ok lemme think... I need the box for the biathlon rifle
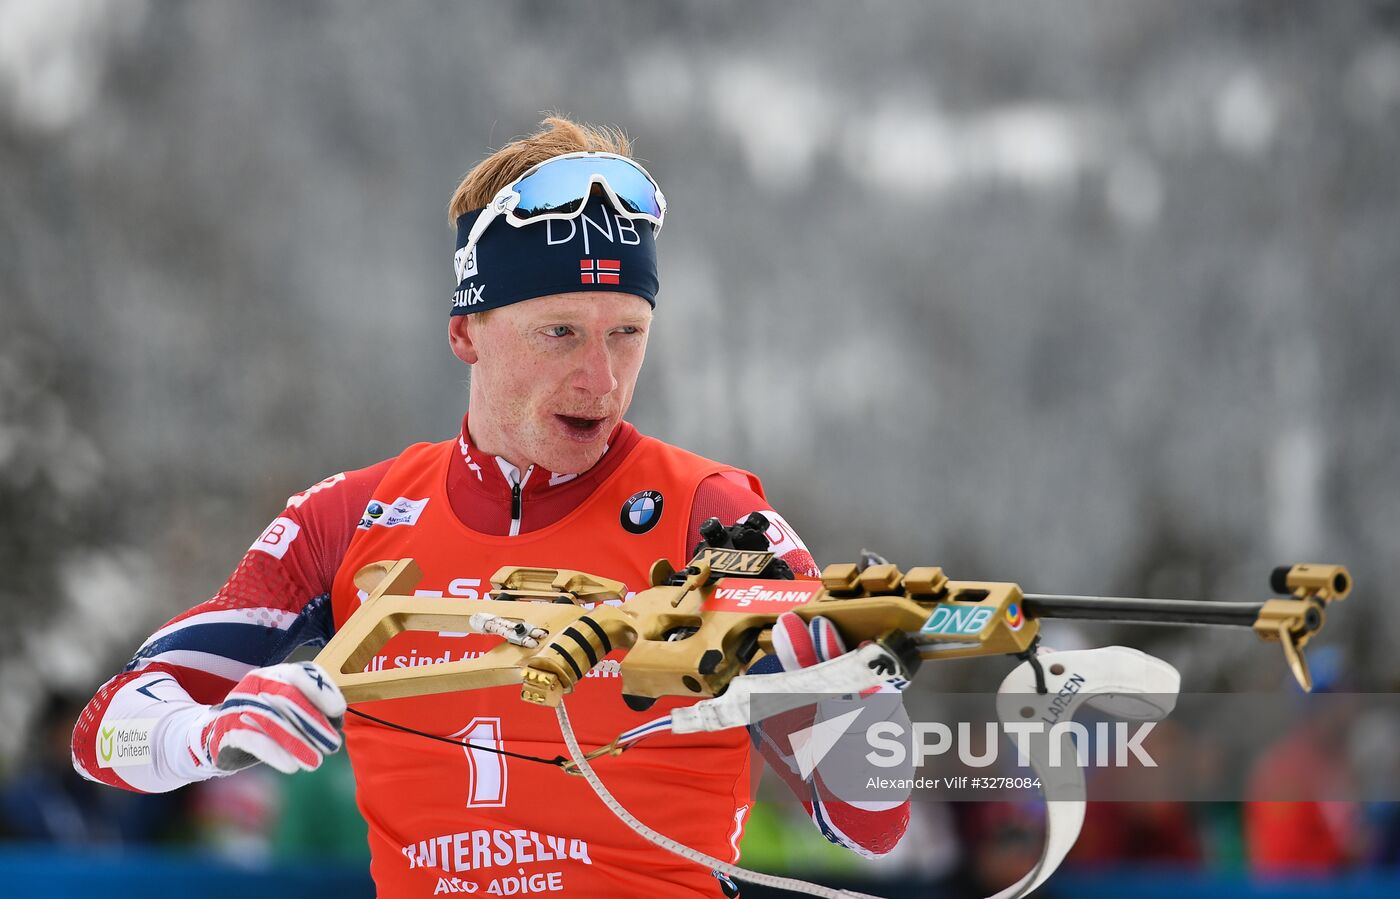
[318,517,1348,707]
[314,514,1351,899]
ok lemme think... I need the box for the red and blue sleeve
[71,459,390,792]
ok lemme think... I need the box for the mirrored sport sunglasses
[459,151,667,270]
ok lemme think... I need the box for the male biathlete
[73,118,909,897]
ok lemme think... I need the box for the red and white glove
[752,612,911,857]
[772,612,847,672]
[191,661,347,775]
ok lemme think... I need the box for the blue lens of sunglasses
[511,157,662,221]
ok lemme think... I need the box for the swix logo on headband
[453,283,486,308]
[546,208,642,256]
[580,259,621,285]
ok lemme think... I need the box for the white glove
[190,661,347,775]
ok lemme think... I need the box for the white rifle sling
[990,646,1181,899]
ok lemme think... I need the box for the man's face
[451,292,653,474]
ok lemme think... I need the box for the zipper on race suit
[507,464,534,537]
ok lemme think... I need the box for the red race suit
[73,418,906,897]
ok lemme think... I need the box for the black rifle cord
[345,707,567,767]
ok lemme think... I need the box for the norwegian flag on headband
[580,259,621,285]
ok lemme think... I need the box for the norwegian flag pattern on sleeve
[749,614,913,858]
[72,460,390,793]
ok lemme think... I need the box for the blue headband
[451,195,659,315]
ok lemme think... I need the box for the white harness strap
[989,646,1181,899]
[671,643,898,734]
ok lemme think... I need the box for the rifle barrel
[1020,594,1263,628]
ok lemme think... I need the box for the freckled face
[452,292,652,474]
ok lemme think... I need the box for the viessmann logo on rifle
[703,579,822,613]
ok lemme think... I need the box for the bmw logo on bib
[620,490,663,535]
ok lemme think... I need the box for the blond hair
[448,116,633,223]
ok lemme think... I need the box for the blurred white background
[2,0,1398,766]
